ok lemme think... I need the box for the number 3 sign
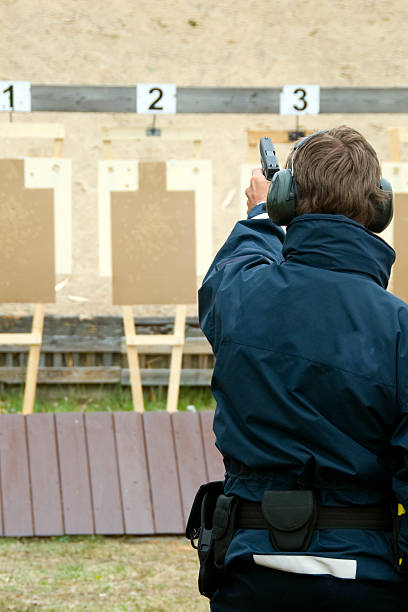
[137,83,177,114]
[280,85,320,115]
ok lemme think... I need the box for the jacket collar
[282,214,395,289]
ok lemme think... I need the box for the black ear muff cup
[266,170,297,226]
[367,177,393,234]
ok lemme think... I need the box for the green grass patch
[0,384,216,414]
[0,536,207,611]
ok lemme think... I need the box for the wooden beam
[0,333,42,346]
[0,123,65,139]
[29,85,408,114]
[0,336,213,354]
[125,334,185,347]
[0,367,212,385]
[102,126,203,142]
[247,129,316,147]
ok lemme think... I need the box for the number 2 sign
[280,85,320,115]
[0,81,31,112]
[136,83,177,114]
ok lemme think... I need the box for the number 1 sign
[136,83,177,114]
[0,81,31,112]
[280,85,320,115]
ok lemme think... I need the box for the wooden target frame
[0,123,66,414]
[101,127,211,413]
[379,128,408,301]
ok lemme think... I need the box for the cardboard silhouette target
[0,157,72,303]
[0,159,54,302]
[98,155,212,413]
[111,162,196,305]
[98,159,212,305]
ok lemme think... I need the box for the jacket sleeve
[198,206,285,353]
[391,310,408,568]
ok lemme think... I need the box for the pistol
[260,137,280,181]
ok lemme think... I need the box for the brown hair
[286,126,388,228]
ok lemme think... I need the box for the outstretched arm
[199,170,285,352]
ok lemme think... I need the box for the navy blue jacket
[199,206,408,582]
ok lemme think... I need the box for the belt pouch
[185,481,224,599]
[262,490,317,552]
[186,481,224,546]
[212,494,238,569]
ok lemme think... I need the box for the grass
[0,535,208,611]
[0,385,216,414]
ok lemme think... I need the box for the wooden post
[53,138,64,158]
[166,305,187,413]
[22,304,45,415]
[389,128,401,162]
[103,139,113,161]
[122,306,145,412]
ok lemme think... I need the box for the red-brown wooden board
[113,412,154,534]
[143,411,184,534]
[0,411,221,537]
[26,414,63,535]
[85,413,124,534]
[55,413,94,534]
[172,412,208,523]
[199,411,224,482]
[0,415,33,536]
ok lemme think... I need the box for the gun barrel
[260,137,280,181]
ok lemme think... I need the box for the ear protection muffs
[370,177,393,233]
[266,130,393,233]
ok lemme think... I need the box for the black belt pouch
[186,481,224,598]
[262,490,317,552]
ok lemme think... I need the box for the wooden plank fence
[0,316,214,387]
[0,411,223,536]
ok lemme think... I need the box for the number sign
[280,85,320,115]
[136,83,177,114]
[0,81,31,112]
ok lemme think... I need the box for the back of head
[287,126,389,229]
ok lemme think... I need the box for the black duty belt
[235,499,392,531]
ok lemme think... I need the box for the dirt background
[0,0,407,316]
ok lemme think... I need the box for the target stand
[0,122,67,414]
[101,126,211,413]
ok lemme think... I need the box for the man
[198,127,408,610]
